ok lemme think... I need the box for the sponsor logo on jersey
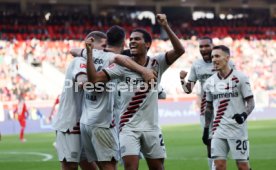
[125,77,144,85]
[213,92,239,100]
[86,93,97,101]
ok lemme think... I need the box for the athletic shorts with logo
[120,129,167,159]
[211,138,249,160]
[80,124,120,162]
[55,131,87,162]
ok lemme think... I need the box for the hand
[202,128,209,145]
[232,112,247,124]
[70,122,81,134]
[85,37,94,53]
[180,70,188,80]
[156,14,168,26]
[141,68,157,84]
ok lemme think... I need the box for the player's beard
[201,51,212,62]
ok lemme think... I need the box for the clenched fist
[180,70,188,80]
[85,37,94,53]
[156,14,168,26]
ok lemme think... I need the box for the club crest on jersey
[80,63,87,68]
[108,63,115,69]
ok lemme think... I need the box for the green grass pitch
[0,119,275,170]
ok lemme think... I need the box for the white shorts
[211,138,249,161]
[120,130,167,159]
[80,124,120,162]
[55,131,86,162]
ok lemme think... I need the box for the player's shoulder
[97,49,116,60]
[192,58,208,67]
[228,60,236,69]
[152,52,166,60]
[232,70,248,79]
[206,73,217,82]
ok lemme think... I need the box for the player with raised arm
[51,31,107,170]
[179,37,235,170]
[85,14,184,170]
[203,45,255,170]
[80,25,157,170]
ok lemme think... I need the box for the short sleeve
[240,75,253,99]
[72,58,87,81]
[103,63,124,80]
[188,63,197,83]
[154,53,170,75]
[203,78,213,102]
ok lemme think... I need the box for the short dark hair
[213,45,230,55]
[85,31,106,42]
[199,36,213,43]
[131,28,152,44]
[106,25,125,47]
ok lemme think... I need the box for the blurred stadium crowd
[0,10,276,101]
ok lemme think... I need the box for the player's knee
[124,162,138,170]
[66,162,78,170]
[148,164,164,170]
[123,156,139,170]
[236,160,249,170]
[214,160,226,170]
[147,159,164,170]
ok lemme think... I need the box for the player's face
[199,39,213,61]
[129,32,149,56]
[211,49,229,71]
[94,38,107,50]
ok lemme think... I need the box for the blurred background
[0,0,275,134]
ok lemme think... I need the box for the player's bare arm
[157,14,185,64]
[202,101,213,145]
[86,38,157,84]
[204,102,213,128]
[112,54,157,83]
[86,37,109,83]
[233,96,255,124]
[180,70,195,94]
[245,96,255,116]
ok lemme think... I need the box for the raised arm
[157,14,185,64]
[112,55,157,83]
[180,70,196,94]
[86,38,109,83]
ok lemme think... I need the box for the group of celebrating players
[52,13,255,170]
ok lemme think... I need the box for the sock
[208,158,213,170]
[20,128,24,140]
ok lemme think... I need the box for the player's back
[52,57,86,132]
[80,49,116,128]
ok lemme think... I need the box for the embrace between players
[52,13,254,170]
